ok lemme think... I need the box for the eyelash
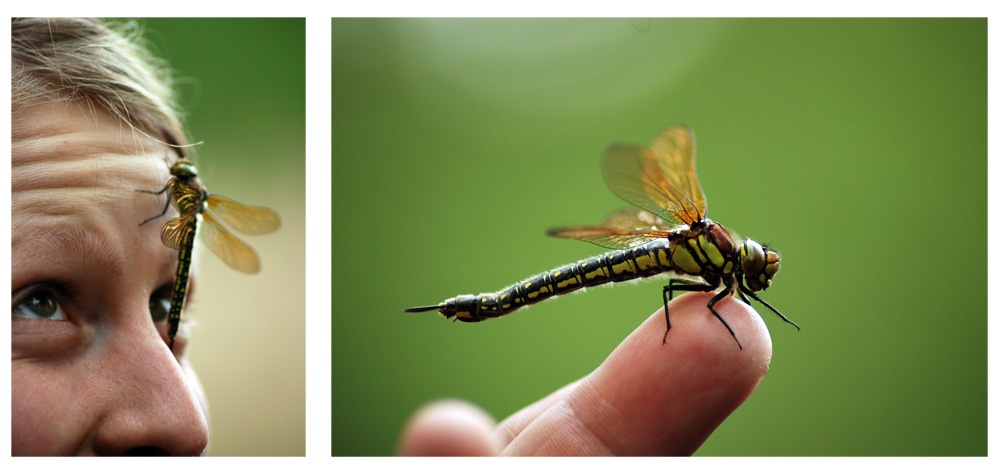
[11,282,78,321]
[12,283,175,324]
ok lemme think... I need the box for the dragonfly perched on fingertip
[406,126,798,349]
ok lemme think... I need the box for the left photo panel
[11,17,305,456]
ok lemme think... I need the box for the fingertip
[655,292,773,377]
[396,399,500,456]
[559,292,773,455]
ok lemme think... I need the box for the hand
[396,291,772,456]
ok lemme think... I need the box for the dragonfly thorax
[667,220,738,281]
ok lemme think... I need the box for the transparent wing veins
[550,126,706,250]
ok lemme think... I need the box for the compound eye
[171,160,199,179]
[741,239,765,276]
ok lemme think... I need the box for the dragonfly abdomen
[167,218,197,349]
[407,239,683,322]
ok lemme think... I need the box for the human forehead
[11,102,182,260]
[12,102,176,211]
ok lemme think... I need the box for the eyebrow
[29,229,126,279]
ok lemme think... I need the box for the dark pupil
[150,295,170,322]
[27,292,58,318]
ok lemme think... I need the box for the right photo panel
[331,18,986,457]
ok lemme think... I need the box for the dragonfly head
[741,238,780,293]
[170,159,199,180]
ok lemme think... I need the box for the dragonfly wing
[199,211,262,274]
[602,125,706,225]
[547,226,674,250]
[206,194,281,235]
[160,216,194,250]
[598,208,673,232]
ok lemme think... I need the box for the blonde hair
[11,17,188,155]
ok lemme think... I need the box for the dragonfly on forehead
[138,153,280,349]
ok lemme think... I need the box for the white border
[3,2,997,470]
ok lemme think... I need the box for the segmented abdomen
[442,238,678,322]
[167,219,198,348]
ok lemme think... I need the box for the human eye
[12,288,68,321]
[149,286,173,323]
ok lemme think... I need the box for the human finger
[501,292,772,455]
[396,399,500,456]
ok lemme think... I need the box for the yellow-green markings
[406,237,698,322]
[167,219,197,347]
[671,244,702,275]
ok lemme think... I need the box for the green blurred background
[137,18,306,456]
[331,18,985,455]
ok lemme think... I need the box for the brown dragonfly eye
[741,239,766,277]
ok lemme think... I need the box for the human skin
[397,292,772,455]
[11,101,210,455]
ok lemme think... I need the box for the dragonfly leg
[706,285,743,350]
[136,182,170,195]
[136,181,172,224]
[739,281,801,331]
[662,280,717,345]
[137,183,172,226]
[139,198,171,225]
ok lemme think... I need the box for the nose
[89,323,209,456]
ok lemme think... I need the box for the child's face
[11,101,210,455]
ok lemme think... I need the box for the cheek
[11,361,95,455]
